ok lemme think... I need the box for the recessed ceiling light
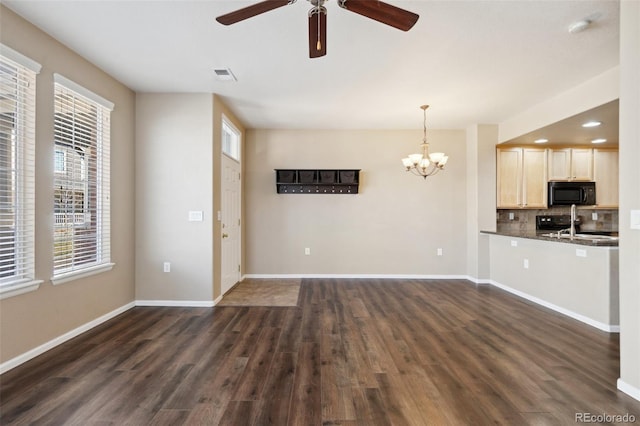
[534,138,549,144]
[582,121,602,128]
[568,19,591,34]
[591,138,607,144]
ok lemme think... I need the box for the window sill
[0,279,44,300]
[51,263,115,286]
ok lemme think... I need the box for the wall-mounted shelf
[275,169,360,194]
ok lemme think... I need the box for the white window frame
[222,116,241,162]
[0,44,43,300]
[51,74,114,285]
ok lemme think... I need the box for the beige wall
[135,94,245,302]
[135,94,214,302]
[618,0,640,399]
[466,124,498,281]
[488,234,619,329]
[244,128,467,276]
[0,7,136,363]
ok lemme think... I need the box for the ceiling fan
[216,0,419,58]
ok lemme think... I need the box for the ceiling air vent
[213,68,237,82]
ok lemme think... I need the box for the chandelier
[401,105,448,178]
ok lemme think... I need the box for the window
[222,117,240,161]
[54,148,66,173]
[0,45,41,299]
[52,74,113,283]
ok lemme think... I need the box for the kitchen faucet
[555,204,578,239]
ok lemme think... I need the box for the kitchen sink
[541,232,619,242]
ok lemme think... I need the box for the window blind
[53,79,111,278]
[0,54,37,288]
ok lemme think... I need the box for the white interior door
[221,154,241,295]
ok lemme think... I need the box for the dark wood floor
[1,279,639,425]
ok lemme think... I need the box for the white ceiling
[3,0,620,131]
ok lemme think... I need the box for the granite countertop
[481,230,619,247]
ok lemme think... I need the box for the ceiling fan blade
[309,9,327,58]
[216,0,291,25]
[338,0,419,31]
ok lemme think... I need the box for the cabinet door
[496,148,522,208]
[570,148,594,181]
[593,149,618,207]
[548,149,571,180]
[522,148,548,208]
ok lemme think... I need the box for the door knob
[222,233,229,238]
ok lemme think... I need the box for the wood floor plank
[231,326,280,401]
[146,408,190,426]
[2,279,639,425]
[252,351,297,426]
[287,342,321,426]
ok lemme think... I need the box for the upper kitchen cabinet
[548,148,593,181]
[593,148,619,207]
[497,147,547,208]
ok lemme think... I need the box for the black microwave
[548,181,596,206]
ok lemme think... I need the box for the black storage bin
[277,170,296,183]
[298,170,316,184]
[339,170,357,184]
[320,170,337,183]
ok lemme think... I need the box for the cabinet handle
[222,233,229,238]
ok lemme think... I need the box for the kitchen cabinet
[496,147,547,208]
[548,148,593,181]
[593,148,619,207]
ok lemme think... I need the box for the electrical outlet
[592,212,598,220]
[576,249,587,258]
[509,212,515,220]
[304,248,311,255]
[437,248,443,256]
[511,240,518,247]
[163,262,171,272]
[523,259,529,269]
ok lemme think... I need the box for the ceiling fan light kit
[216,0,419,58]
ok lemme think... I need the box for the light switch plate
[188,211,203,222]
[631,210,640,230]
[576,249,587,258]
[511,240,518,247]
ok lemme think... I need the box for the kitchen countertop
[480,230,619,247]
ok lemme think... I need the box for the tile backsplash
[497,207,618,233]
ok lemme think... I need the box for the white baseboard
[464,276,492,285]
[489,279,620,333]
[135,300,215,307]
[0,301,135,375]
[243,273,474,280]
[617,378,640,401]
